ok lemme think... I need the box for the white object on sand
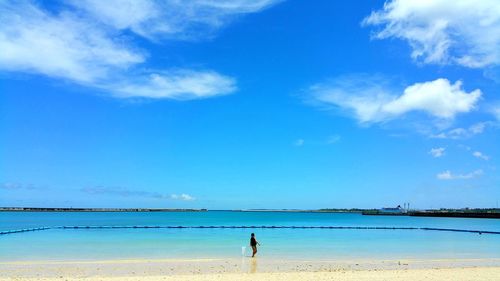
[241,246,246,256]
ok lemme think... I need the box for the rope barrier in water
[0,227,50,235]
[1,226,499,235]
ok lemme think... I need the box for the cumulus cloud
[0,0,277,99]
[431,122,490,139]
[81,186,195,200]
[363,0,500,68]
[436,169,483,180]
[473,151,490,161]
[383,79,481,118]
[308,76,481,124]
[429,147,445,158]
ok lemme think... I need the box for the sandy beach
[7,268,496,281]
[1,258,499,281]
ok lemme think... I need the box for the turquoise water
[1,211,500,261]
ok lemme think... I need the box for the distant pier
[409,211,500,219]
[362,209,500,219]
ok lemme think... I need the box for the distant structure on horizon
[378,205,405,215]
[363,203,411,216]
[363,204,500,219]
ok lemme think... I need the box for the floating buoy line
[1,225,499,236]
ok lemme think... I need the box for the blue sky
[1,0,499,209]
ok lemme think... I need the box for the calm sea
[1,211,499,261]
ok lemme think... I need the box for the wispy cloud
[293,135,341,147]
[0,1,144,84]
[429,147,445,158]
[484,67,500,83]
[457,144,471,151]
[109,70,236,100]
[326,135,341,144]
[436,169,483,180]
[71,0,282,40]
[431,122,491,139]
[0,0,279,99]
[491,104,500,120]
[293,139,305,146]
[170,194,195,201]
[363,0,500,68]
[81,186,164,198]
[81,186,195,201]
[1,182,41,190]
[308,75,481,124]
[472,151,490,161]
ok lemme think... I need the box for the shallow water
[1,211,499,261]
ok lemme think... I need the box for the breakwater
[362,210,500,219]
[0,207,207,212]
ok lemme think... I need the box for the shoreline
[2,257,500,279]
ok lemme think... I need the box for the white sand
[1,258,499,280]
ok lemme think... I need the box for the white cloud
[171,193,195,201]
[437,169,483,180]
[81,186,196,201]
[436,171,453,180]
[309,76,481,124]
[327,135,341,144]
[484,67,500,83]
[0,2,144,83]
[71,0,281,40]
[473,151,490,161]
[81,186,164,198]
[469,122,488,134]
[457,144,471,151]
[429,147,445,158]
[383,79,481,119]
[293,136,340,146]
[1,182,40,190]
[431,122,490,139]
[293,139,305,146]
[109,71,236,99]
[0,0,278,99]
[363,0,500,68]
[491,104,500,120]
[308,75,393,123]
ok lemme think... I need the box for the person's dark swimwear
[250,233,260,257]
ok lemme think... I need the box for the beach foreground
[1,267,499,281]
[1,258,499,281]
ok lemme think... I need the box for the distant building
[379,205,405,214]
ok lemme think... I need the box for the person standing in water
[250,233,260,257]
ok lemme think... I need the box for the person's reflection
[250,257,257,273]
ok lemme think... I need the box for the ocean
[1,211,500,261]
